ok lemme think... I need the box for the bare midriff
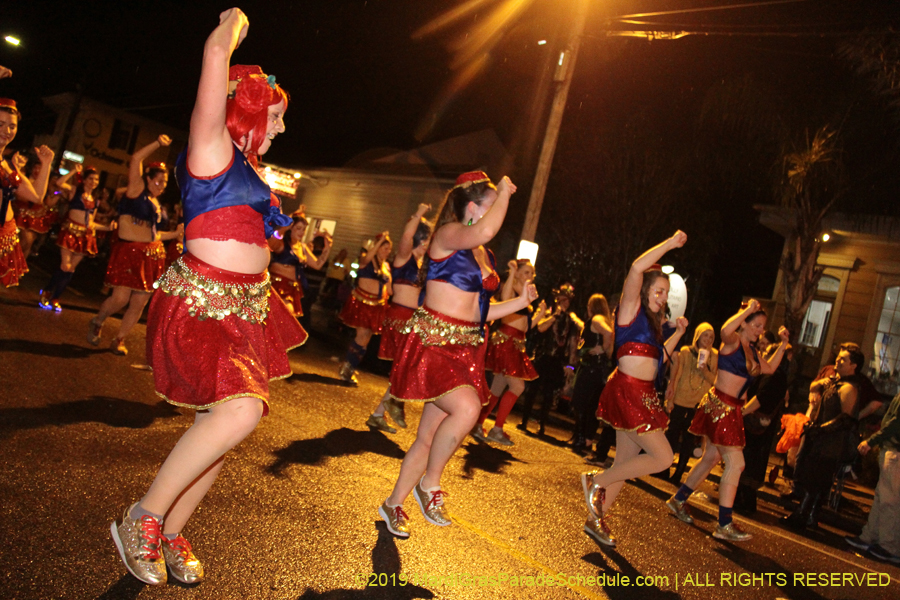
[186,238,270,274]
[424,280,480,323]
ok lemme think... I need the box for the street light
[4,36,20,46]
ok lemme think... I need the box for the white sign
[517,240,539,267]
[667,273,687,324]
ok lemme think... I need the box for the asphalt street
[1,257,898,600]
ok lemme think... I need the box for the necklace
[686,349,707,391]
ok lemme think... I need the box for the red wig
[225,65,289,159]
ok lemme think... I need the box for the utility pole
[520,0,590,242]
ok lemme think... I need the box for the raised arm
[395,204,430,264]
[126,135,171,198]
[487,281,538,321]
[359,233,389,269]
[720,299,759,348]
[759,326,790,375]
[12,146,54,203]
[436,177,516,252]
[499,260,518,301]
[188,8,249,176]
[619,231,687,325]
[663,317,689,362]
[305,233,333,270]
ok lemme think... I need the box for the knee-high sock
[346,341,366,369]
[478,393,500,424]
[493,390,520,428]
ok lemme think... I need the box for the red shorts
[339,287,386,332]
[0,219,27,288]
[596,368,668,434]
[270,273,304,317]
[104,238,166,292]
[689,388,745,448]
[14,201,58,234]
[389,306,489,405]
[56,219,98,256]
[378,302,416,361]
[485,323,538,380]
[146,253,308,416]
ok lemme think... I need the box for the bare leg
[593,430,674,513]
[354,328,373,348]
[94,286,133,325]
[421,388,481,489]
[19,230,37,259]
[373,386,391,417]
[114,290,152,340]
[162,456,226,535]
[139,397,264,519]
[682,438,722,492]
[60,247,85,272]
[387,402,447,505]
[717,445,745,509]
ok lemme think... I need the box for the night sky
[3,0,900,323]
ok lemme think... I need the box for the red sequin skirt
[164,239,182,269]
[689,387,745,448]
[56,219,98,256]
[378,302,416,361]
[14,201,58,234]
[485,323,538,380]
[104,238,166,292]
[596,368,668,434]
[146,253,308,416]
[0,219,27,288]
[339,287,386,332]
[389,306,489,405]
[270,273,304,317]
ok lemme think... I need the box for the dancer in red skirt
[268,213,332,318]
[14,157,67,259]
[580,232,689,547]
[0,99,54,288]
[39,164,115,310]
[472,258,541,446]
[666,300,788,541]
[338,231,392,385]
[378,171,537,538]
[87,135,183,355]
[111,9,303,586]
[366,203,432,433]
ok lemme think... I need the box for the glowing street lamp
[5,36,20,46]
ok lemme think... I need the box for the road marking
[450,513,608,600]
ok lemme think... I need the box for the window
[108,119,140,153]
[872,286,900,396]
[799,300,832,348]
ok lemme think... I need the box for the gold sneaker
[666,495,694,524]
[162,535,204,584]
[110,503,166,586]
[713,521,753,542]
[366,414,397,434]
[414,481,451,526]
[378,502,410,538]
[384,397,407,428]
[584,517,616,548]
[580,471,605,519]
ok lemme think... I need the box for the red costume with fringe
[104,237,166,292]
[0,218,27,287]
[485,323,538,380]
[339,286,387,332]
[270,273,304,317]
[14,200,58,234]
[378,302,416,361]
[689,387,746,448]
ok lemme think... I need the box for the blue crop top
[359,260,390,296]
[175,145,290,240]
[718,342,761,398]
[69,192,96,226]
[118,190,161,237]
[614,305,667,391]
[427,248,500,326]
[392,256,420,287]
[270,243,310,289]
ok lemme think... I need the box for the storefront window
[872,285,900,396]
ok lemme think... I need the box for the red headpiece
[645,263,663,273]
[228,65,278,115]
[452,171,493,190]
[0,98,20,116]
[144,161,167,174]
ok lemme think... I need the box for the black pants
[666,405,698,483]
[571,362,609,446]
[520,354,566,430]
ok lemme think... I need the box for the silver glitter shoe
[378,502,410,538]
[414,481,451,526]
[384,396,407,428]
[87,318,102,346]
[366,414,397,434]
[486,427,514,446]
[338,362,359,386]
[111,337,128,356]
[580,471,605,519]
[110,503,166,586]
[584,517,616,548]
[471,425,488,442]
[666,495,694,524]
[713,521,753,542]
[162,535,204,584]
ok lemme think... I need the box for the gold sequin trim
[60,219,90,235]
[401,308,484,347]
[153,256,271,323]
[490,328,526,352]
[0,227,19,255]
[698,389,736,424]
[640,390,663,413]
[351,287,387,306]
[144,240,166,259]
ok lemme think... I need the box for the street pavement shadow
[629,478,716,525]
[0,337,96,359]
[266,427,406,476]
[459,441,525,479]
[295,523,434,599]
[284,371,350,387]
[582,550,680,600]
[712,545,829,600]
[0,396,182,439]
[95,574,146,599]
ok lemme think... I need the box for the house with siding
[759,205,900,397]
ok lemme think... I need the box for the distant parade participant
[338,231,392,385]
[110,9,303,586]
[0,98,53,287]
[378,171,537,538]
[14,157,68,259]
[580,232,689,548]
[268,212,333,320]
[39,164,115,310]
[666,300,788,541]
[366,203,432,433]
[570,293,614,455]
[472,258,541,446]
[87,135,184,355]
